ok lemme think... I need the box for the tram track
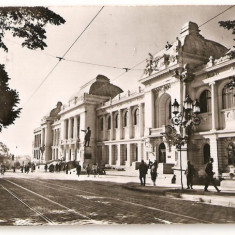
[35,180,214,224]
[0,184,54,225]
[4,179,91,220]
[9,178,214,224]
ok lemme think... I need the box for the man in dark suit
[204,158,221,192]
[139,160,148,186]
[76,162,81,177]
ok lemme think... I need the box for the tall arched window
[133,108,139,125]
[222,85,235,109]
[135,145,138,161]
[107,116,111,130]
[123,111,128,127]
[159,143,166,163]
[203,144,210,164]
[169,100,172,119]
[199,90,211,113]
[115,114,119,128]
[228,143,235,165]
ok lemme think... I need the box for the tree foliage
[0,7,65,51]
[0,141,9,156]
[0,7,65,132]
[219,20,235,40]
[0,64,21,132]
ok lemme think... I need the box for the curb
[123,183,235,208]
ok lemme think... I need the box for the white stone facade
[32,22,235,183]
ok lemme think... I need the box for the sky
[0,3,235,156]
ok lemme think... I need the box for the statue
[50,101,62,119]
[144,53,154,75]
[165,41,172,50]
[81,127,91,147]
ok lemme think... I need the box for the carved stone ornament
[226,47,235,59]
[172,65,195,82]
[153,83,171,93]
[144,53,160,76]
[207,71,219,78]
[180,64,195,82]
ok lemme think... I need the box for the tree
[219,20,235,40]
[0,64,21,131]
[0,141,9,163]
[0,7,65,131]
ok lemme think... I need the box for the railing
[61,138,80,145]
[99,87,144,108]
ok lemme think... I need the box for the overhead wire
[17,5,235,106]
[23,6,105,106]
[111,5,235,82]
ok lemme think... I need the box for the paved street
[1,172,235,225]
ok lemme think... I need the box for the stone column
[80,112,86,145]
[61,119,66,140]
[68,118,72,139]
[103,115,106,141]
[118,110,123,140]
[116,144,121,166]
[65,149,69,162]
[102,145,107,164]
[126,143,131,167]
[144,90,154,135]
[74,116,78,139]
[139,103,144,137]
[110,112,114,140]
[71,147,75,161]
[209,135,219,176]
[54,130,56,146]
[108,145,112,166]
[210,82,219,131]
[137,142,142,162]
[128,107,133,138]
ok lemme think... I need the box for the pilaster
[210,82,219,131]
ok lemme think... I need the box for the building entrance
[159,143,166,163]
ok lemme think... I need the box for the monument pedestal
[80,146,93,168]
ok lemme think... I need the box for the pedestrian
[148,159,153,169]
[204,158,221,192]
[76,162,81,177]
[55,164,58,172]
[45,164,48,172]
[150,160,158,186]
[0,164,4,175]
[65,164,69,174]
[86,164,91,177]
[139,160,148,186]
[58,163,61,172]
[185,160,195,189]
[92,163,98,177]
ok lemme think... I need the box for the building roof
[142,21,228,79]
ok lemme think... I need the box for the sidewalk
[2,170,235,208]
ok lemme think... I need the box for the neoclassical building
[33,21,235,184]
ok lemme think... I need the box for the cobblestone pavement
[1,173,235,225]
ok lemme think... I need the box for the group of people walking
[139,160,158,186]
[84,163,106,177]
[138,158,221,192]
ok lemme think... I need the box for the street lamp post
[161,95,201,190]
